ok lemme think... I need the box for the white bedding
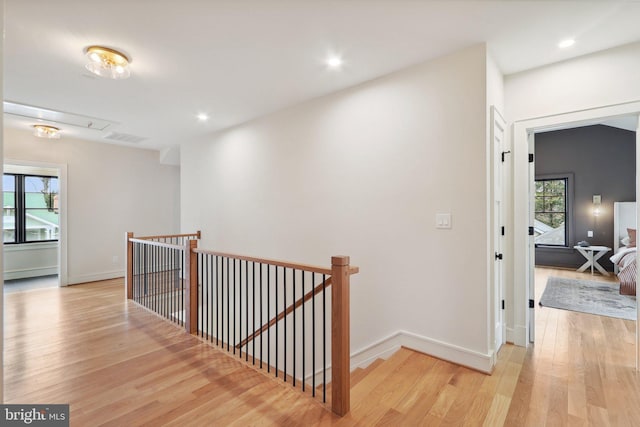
[610,246,636,267]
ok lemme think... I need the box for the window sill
[4,241,59,252]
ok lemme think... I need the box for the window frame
[3,173,60,245]
[534,173,574,249]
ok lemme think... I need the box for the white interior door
[491,106,506,351]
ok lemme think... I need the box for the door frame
[512,101,640,362]
[3,159,68,286]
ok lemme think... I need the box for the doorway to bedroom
[533,124,636,272]
[513,103,640,348]
[530,116,637,358]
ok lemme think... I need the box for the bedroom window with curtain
[534,177,568,246]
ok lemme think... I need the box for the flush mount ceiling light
[197,113,209,122]
[84,45,131,79]
[326,56,343,69]
[33,124,61,139]
[558,38,575,49]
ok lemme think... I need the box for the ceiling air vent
[103,132,147,144]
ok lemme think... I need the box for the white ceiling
[4,1,640,152]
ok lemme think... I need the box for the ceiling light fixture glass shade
[33,124,61,139]
[84,45,131,79]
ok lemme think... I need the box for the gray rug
[540,277,637,320]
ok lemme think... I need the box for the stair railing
[125,232,200,326]
[125,232,358,416]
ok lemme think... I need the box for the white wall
[487,53,505,117]
[182,44,495,371]
[4,243,57,280]
[505,41,640,344]
[3,128,181,285]
[506,41,640,122]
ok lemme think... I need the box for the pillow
[622,236,631,246]
[627,228,636,247]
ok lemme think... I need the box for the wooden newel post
[184,239,199,334]
[331,255,351,416]
[126,232,134,299]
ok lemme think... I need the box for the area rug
[539,276,637,320]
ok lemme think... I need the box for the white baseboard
[511,325,528,347]
[4,266,58,281]
[506,327,515,343]
[307,329,495,385]
[67,270,124,285]
[398,330,494,373]
[349,330,493,373]
[306,331,404,386]
[350,331,404,369]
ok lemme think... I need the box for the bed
[610,201,637,295]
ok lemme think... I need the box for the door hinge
[529,299,535,308]
[501,300,505,310]
[528,153,534,163]
[495,252,503,260]
[501,226,505,236]
[501,150,511,162]
[528,226,534,236]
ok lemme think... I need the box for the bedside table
[573,245,611,276]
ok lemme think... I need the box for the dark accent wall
[535,125,635,271]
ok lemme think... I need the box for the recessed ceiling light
[326,56,343,69]
[33,124,61,139]
[197,113,209,122]
[558,39,575,49]
[84,45,131,79]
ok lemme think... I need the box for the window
[3,174,59,244]
[534,177,568,246]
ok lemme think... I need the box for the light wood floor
[4,270,640,426]
[505,267,639,426]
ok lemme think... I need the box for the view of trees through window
[3,174,60,243]
[534,178,567,246]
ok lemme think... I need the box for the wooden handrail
[125,230,201,299]
[137,231,201,241]
[236,276,333,349]
[194,248,359,276]
[128,238,185,251]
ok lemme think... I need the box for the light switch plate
[587,230,593,237]
[593,195,601,204]
[436,213,452,229]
